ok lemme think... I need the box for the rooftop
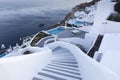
[98,33,120,77]
[98,33,120,52]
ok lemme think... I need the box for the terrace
[35,27,87,48]
[57,28,86,39]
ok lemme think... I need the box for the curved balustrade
[37,36,55,47]
[30,32,40,43]
[46,41,120,80]
[59,37,92,52]
[44,38,55,46]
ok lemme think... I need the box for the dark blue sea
[0,0,90,49]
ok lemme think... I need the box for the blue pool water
[68,19,84,27]
[47,27,65,35]
[74,21,84,27]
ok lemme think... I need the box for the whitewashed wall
[104,21,120,34]
[0,49,52,80]
[59,34,97,52]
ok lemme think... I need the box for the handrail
[59,37,93,52]
[46,41,120,80]
[44,38,55,46]
[36,36,54,45]
[30,32,40,43]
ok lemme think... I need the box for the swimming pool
[47,27,65,35]
[67,19,84,27]
[74,21,84,27]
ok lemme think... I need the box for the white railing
[30,32,40,44]
[59,37,94,52]
[36,36,54,45]
[46,41,120,80]
[44,38,55,46]
[78,26,91,33]
[0,49,52,80]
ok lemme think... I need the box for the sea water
[0,0,92,48]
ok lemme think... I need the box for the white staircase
[33,47,82,80]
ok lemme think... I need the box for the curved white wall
[0,49,52,80]
[44,38,55,46]
[5,46,50,57]
[46,41,120,80]
[59,36,96,52]
[36,36,54,45]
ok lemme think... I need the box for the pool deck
[37,28,86,47]
[57,28,86,39]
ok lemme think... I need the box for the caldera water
[0,0,91,49]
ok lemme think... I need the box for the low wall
[59,37,92,51]
[0,49,52,80]
[5,46,50,57]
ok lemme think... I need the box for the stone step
[33,47,82,80]
[51,62,78,67]
[53,53,74,55]
[51,61,78,64]
[50,62,79,68]
[38,72,66,80]
[47,64,79,72]
[32,77,42,80]
[42,68,82,80]
[52,58,76,61]
[45,66,81,75]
